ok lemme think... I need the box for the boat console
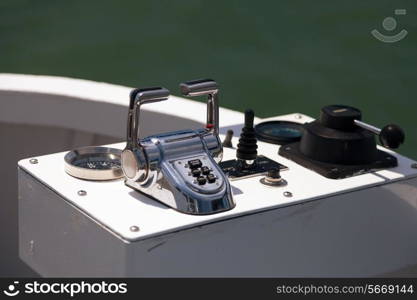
[17,78,417,277]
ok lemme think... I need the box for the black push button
[201,166,210,175]
[191,169,201,177]
[188,159,202,169]
[197,176,207,185]
[207,174,216,183]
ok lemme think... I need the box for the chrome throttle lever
[180,79,220,135]
[122,87,170,183]
[127,87,170,147]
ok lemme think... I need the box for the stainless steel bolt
[77,190,87,196]
[283,191,293,197]
[29,240,34,256]
[29,158,38,164]
[130,226,140,232]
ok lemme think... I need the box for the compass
[254,120,303,145]
[64,146,123,180]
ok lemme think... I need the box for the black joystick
[218,108,286,179]
[237,109,258,163]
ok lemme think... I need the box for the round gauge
[64,146,123,180]
[254,121,304,145]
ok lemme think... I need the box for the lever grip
[379,124,405,149]
[180,79,218,97]
[129,87,169,109]
[244,109,255,128]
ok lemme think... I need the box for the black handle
[379,124,405,149]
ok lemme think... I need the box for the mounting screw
[29,158,38,164]
[77,190,87,196]
[411,163,417,169]
[29,240,34,256]
[283,191,293,197]
[130,226,140,232]
[295,114,303,119]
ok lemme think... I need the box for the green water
[1,0,416,158]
